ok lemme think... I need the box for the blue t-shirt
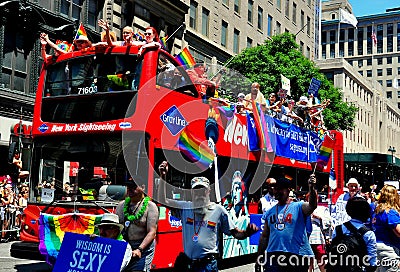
[372,208,400,249]
[262,201,311,255]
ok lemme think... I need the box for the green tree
[227,32,357,131]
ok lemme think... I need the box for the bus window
[156,53,197,96]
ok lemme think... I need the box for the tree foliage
[227,32,357,131]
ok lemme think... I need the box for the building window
[348,60,353,65]
[2,49,28,93]
[377,69,383,76]
[398,91,400,98]
[387,57,392,64]
[367,58,372,66]
[234,0,240,13]
[87,0,98,27]
[233,29,240,53]
[348,29,354,56]
[221,21,228,47]
[338,29,344,57]
[387,79,392,87]
[277,0,281,10]
[377,57,383,65]
[357,27,363,55]
[285,0,290,18]
[397,23,400,52]
[378,80,383,86]
[202,8,210,37]
[398,67,400,74]
[301,10,304,28]
[222,0,229,5]
[358,60,363,67]
[292,3,297,24]
[377,24,383,54]
[387,68,392,76]
[268,15,273,36]
[387,23,393,53]
[398,103,400,109]
[307,16,311,36]
[247,37,253,48]
[190,1,198,29]
[366,70,372,77]
[248,0,253,24]
[306,46,310,58]
[367,26,372,54]
[60,0,83,20]
[387,91,393,99]
[358,70,363,76]
[276,21,281,34]
[299,41,304,54]
[257,6,263,30]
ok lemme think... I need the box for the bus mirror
[98,185,126,201]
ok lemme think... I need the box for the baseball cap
[237,93,245,99]
[191,177,210,189]
[276,177,292,189]
[299,96,308,103]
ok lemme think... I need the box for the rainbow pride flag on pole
[39,213,102,264]
[74,22,88,40]
[178,128,215,170]
[251,100,273,152]
[175,47,196,68]
[316,134,336,171]
[160,36,168,50]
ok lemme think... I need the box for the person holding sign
[255,174,318,272]
[158,161,259,272]
[116,178,159,272]
[97,213,133,271]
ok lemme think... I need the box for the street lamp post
[388,146,396,180]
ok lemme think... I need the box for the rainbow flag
[251,100,273,152]
[39,213,102,264]
[178,128,215,170]
[175,47,196,68]
[74,22,88,40]
[160,36,168,50]
[135,31,145,41]
[55,40,71,52]
[316,134,336,171]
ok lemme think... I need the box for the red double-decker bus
[11,44,344,269]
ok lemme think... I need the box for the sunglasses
[145,33,152,36]
[123,31,131,34]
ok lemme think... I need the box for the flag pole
[337,8,341,58]
[165,22,186,42]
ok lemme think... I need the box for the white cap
[237,93,245,99]
[346,178,359,186]
[97,213,123,231]
[299,96,308,102]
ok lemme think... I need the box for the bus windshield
[44,54,141,97]
[29,133,148,204]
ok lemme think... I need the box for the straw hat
[97,213,123,231]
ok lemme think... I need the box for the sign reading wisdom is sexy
[53,232,127,272]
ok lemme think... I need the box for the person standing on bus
[255,174,318,272]
[157,161,259,272]
[259,178,278,214]
[138,26,161,55]
[116,178,159,272]
[243,82,267,112]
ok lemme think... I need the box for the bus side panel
[153,207,183,269]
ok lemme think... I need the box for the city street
[0,242,253,272]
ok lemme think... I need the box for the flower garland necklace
[124,196,150,222]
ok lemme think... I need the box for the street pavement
[0,241,253,272]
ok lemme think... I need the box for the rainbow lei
[124,196,150,222]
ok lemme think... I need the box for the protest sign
[53,232,127,272]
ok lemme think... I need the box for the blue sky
[350,0,399,17]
